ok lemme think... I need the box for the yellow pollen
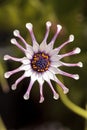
[31,52,50,72]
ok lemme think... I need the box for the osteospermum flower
[4,21,83,103]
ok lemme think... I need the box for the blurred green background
[0,0,87,130]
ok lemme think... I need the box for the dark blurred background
[0,0,87,130]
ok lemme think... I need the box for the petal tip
[13,30,20,37]
[4,72,10,78]
[46,21,52,27]
[73,74,79,80]
[10,38,17,44]
[23,93,29,100]
[63,88,69,94]
[69,34,74,42]
[78,62,83,68]
[26,23,33,30]
[75,47,81,54]
[39,96,44,103]
[11,84,16,90]
[53,93,59,100]
[4,55,9,60]
[57,24,62,31]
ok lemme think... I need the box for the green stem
[57,85,87,119]
[0,116,7,130]
[85,104,87,130]
[0,61,9,92]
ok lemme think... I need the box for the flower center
[31,52,50,72]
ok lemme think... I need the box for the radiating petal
[48,66,59,74]
[49,48,59,56]
[50,54,61,61]
[24,69,33,77]
[23,77,35,100]
[39,41,47,52]
[11,74,25,90]
[50,61,62,67]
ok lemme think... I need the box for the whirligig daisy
[4,21,83,103]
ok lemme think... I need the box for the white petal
[19,64,31,71]
[48,66,58,74]
[24,69,33,77]
[42,70,56,82]
[33,42,39,53]
[42,72,50,82]
[51,61,62,67]
[22,57,30,64]
[25,51,33,59]
[39,41,47,52]
[45,43,53,53]
[49,48,59,56]
[37,73,44,84]
[26,45,34,56]
[31,71,38,81]
[46,71,56,81]
[50,54,61,61]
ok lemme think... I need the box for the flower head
[4,21,83,103]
